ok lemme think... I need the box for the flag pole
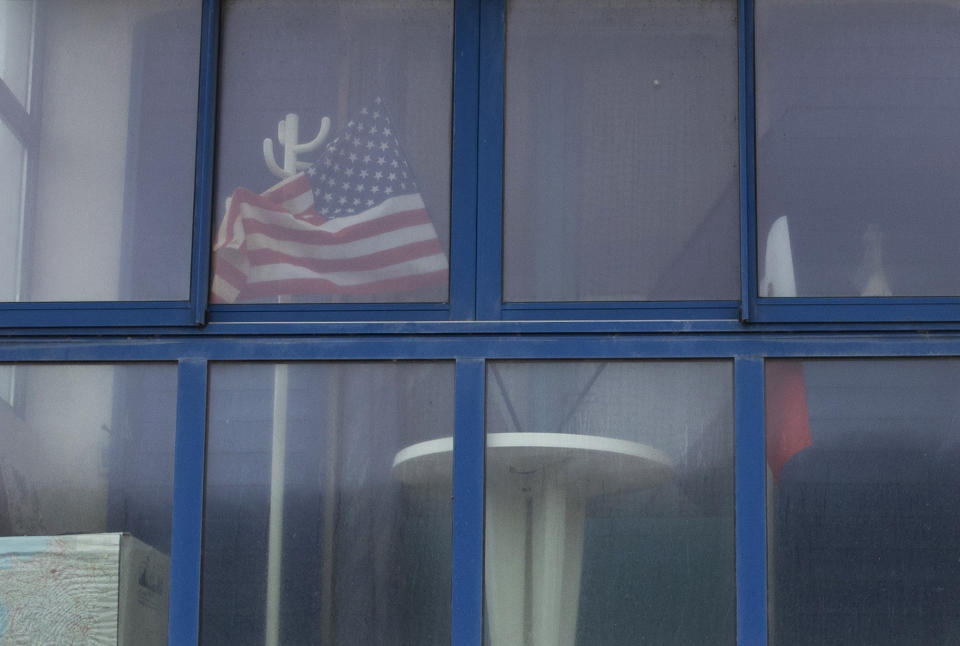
[262,114,329,646]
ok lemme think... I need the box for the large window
[1,1,960,645]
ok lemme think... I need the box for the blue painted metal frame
[475,0,505,320]
[190,0,220,325]
[449,0,482,321]
[452,359,485,645]
[735,357,766,646]
[169,358,208,645]
[739,0,758,323]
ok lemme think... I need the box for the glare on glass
[212,0,453,304]
[0,363,177,644]
[202,362,454,645]
[483,361,735,645]
[767,359,960,644]
[0,0,201,302]
[757,0,960,297]
[502,0,740,302]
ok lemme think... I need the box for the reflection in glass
[0,0,201,302]
[503,0,740,302]
[757,0,960,297]
[0,0,35,108]
[0,120,25,301]
[484,361,735,645]
[767,359,960,644]
[203,362,454,645]
[0,363,177,644]
[212,0,452,304]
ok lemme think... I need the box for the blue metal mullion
[475,0,505,320]
[735,356,767,646]
[169,358,209,645]
[452,358,485,645]
[738,0,758,323]
[449,0,481,321]
[190,0,221,325]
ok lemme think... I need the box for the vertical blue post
[475,0,505,320]
[191,0,221,325]
[738,0,758,322]
[736,356,766,645]
[449,0,481,321]
[169,358,208,645]
[452,358,485,645]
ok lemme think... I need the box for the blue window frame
[1,0,958,644]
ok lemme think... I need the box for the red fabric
[765,360,813,482]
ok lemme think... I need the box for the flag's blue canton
[306,97,416,218]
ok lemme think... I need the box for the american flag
[211,98,448,303]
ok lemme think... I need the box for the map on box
[0,533,168,645]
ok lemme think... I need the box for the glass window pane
[6,0,200,302]
[484,361,735,644]
[211,0,452,305]
[502,0,740,303]
[767,359,960,644]
[203,362,454,645]
[0,0,35,108]
[757,0,960,297]
[0,363,177,644]
[0,119,25,301]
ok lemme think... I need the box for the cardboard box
[0,533,169,645]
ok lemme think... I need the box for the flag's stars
[400,182,407,190]
[369,126,378,135]
[353,137,362,146]
[346,208,355,214]
[323,193,333,202]
[384,186,393,195]
[353,198,361,206]
[360,107,368,114]
[345,168,354,177]
[348,152,358,162]
[379,142,390,151]
[372,111,380,119]
[333,163,341,171]
[366,199,375,206]
[328,144,337,153]
[388,172,397,181]
[355,122,364,132]
[363,154,372,163]
[342,182,351,191]
[327,177,336,186]
[320,207,330,215]
[390,160,399,168]
[374,171,383,180]
[338,196,347,205]
[323,158,332,167]
[370,185,380,194]
[377,156,386,165]
[346,121,354,128]
[382,128,392,137]
[359,170,369,178]
[307,166,317,176]
[355,183,365,192]
[374,96,382,104]
[366,140,375,149]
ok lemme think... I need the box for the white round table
[394,432,673,646]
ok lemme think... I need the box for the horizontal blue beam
[3,332,960,362]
